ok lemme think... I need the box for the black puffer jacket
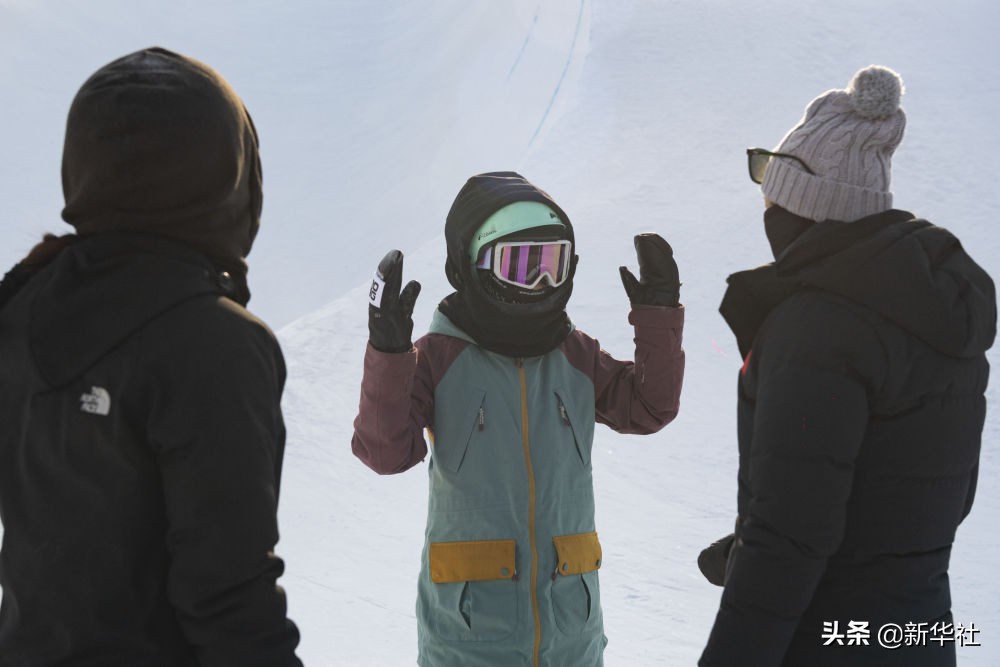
[0,47,300,666]
[701,206,995,667]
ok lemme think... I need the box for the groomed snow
[1,1,998,664]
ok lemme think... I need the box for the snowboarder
[0,48,302,665]
[352,171,685,666]
[699,65,996,666]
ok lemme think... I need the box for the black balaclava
[60,47,262,286]
[438,172,577,358]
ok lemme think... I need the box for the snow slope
[2,0,999,664]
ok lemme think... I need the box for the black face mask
[437,262,575,358]
[478,269,559,304]
[763,205,815,259]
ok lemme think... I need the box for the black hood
[438,172,578,357]
[444,171,576,291]
[0,234,237,389]
[60,47,262,269]
[724,206,996,359]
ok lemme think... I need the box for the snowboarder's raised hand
[618,233,681,307]
[368,249,421,352]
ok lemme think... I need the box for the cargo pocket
[431,388,486,473]
[554,390,593,467]
[426,539,519,641]
[551,532,602,636]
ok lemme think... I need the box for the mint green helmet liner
[468,201,566,263]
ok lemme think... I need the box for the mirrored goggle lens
[477,240,572,288]
[748,150,771,184]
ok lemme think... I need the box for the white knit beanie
[761,65,906,222]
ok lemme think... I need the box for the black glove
[619,233,681,307]
[697,533,735,587]
[368,250,421,353]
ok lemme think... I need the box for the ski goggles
[476,239,573,289]
[746,147,815,184]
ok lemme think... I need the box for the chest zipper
[516,358,542,667]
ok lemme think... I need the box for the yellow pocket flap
[553,531,602,576]
[429,539,517,584]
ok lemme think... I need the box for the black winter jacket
[0,234,301,665]
[701,207,996,667]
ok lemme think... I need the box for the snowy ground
[2,1,999,664]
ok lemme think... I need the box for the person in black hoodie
[0,48,302,665]
[699,66,996,666]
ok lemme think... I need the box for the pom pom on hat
[848,65,904,119]
[760,65,907,223]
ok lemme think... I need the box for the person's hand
[368,250,421,353]
[619,233,680,307]
[697,533,735,587]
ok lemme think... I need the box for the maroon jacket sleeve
[564,304,685,434]
[352,335,468,474]
[351,343,428,474]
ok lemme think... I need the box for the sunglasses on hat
[746,147,815,184]
[476,240,572,289]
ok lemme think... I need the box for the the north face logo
[80,386,111,416]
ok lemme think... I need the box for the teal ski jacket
[353,304,684,666]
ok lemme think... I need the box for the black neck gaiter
[437,282,573,358]
[764,205,815,260]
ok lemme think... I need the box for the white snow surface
[2,1,999,664]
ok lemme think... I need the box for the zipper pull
[478,406,485,431]
[559,404,569,426]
